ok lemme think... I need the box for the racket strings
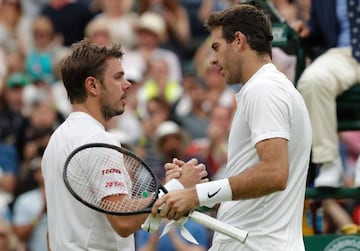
[122,155,158,210]
[65,146,158,213]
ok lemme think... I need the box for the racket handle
[188,211,248,243]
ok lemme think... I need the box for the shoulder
[246,65,293,95]
[85,131,120,147]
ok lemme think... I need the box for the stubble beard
[100,92,124,121]
[225,72,238,86]
[225,65,242,85]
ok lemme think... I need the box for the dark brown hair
[61,38,124,104]
[205,4,273,57]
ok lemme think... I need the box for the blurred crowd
[0,0,359,250]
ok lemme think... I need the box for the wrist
[165,179,184,191]
[195,179,232,208]
[159,179,185,197]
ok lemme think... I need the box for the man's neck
[241,55,272,84]
[72,103,106,127]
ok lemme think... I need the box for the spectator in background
[269,0,311,83]
[154,120,206,178]
[171,72,197,119]
[135,96,172,180]
[340,131,360,187]
[178,0,209,66]
[12,156,47,251]
[274,0,311,24]
[92,0,138,51]
[0,72,28,115]
[136,57,182,118]
[47,46,71,118]
[19,0,49,19]
[0,218,18,251]
[136,218,209,251]
[85,17,113,47]
[292,0,360,188]
[25,16,62,85]
[322,198,356,234]
[174,74,209,141]
[0,143,18,221]
[0,74,25,219]
[2,48,26,79]
[138,0,191,65]
[122,11,182,84]
[138,0,190,45]
[205,104,233,180]
[197,0,239,45]
[41,0,96,46]
[271,0,299,24]
[0,0,27,53]
[0,73,29,160]
[198,0,238,23]
[21,100,62,165]
[0,49,6,89]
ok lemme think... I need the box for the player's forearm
[229,162,288,200]
[226,138,289,200]
[195,162,288,207]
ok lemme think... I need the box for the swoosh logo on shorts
[207,187,222,198]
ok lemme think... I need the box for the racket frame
[63,143,167,215]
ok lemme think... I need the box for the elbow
[272,180,287,192]
[108,217,138,238]
[112,223,136,238]
[274,163,289,191]
[277,179,288,191]
[117,228,133,238]
[275,173,288,191]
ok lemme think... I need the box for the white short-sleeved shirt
[213,64,312,251]
[41,112,135,251]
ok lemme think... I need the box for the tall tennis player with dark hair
[152,4,312,251]
[41,39,207,251]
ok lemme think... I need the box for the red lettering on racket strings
[105,181,125,188]
[101,168,122,175]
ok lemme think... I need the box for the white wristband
[196,179,232,208]
[159,179,184,197]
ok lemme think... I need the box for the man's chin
[103,110,124,121]
[225,76,240,86]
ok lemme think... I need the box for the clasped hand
[152,158,208,221]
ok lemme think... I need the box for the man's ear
[85,76,99,96]
[234,31,247,48]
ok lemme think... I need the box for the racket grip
[188,211,248,243]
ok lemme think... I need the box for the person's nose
[210,53,219,66]
[124,79,132,89]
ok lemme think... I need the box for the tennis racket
[63,143,248,243]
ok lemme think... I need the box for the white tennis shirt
[42,112,135,251]
[213,64,312,251]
